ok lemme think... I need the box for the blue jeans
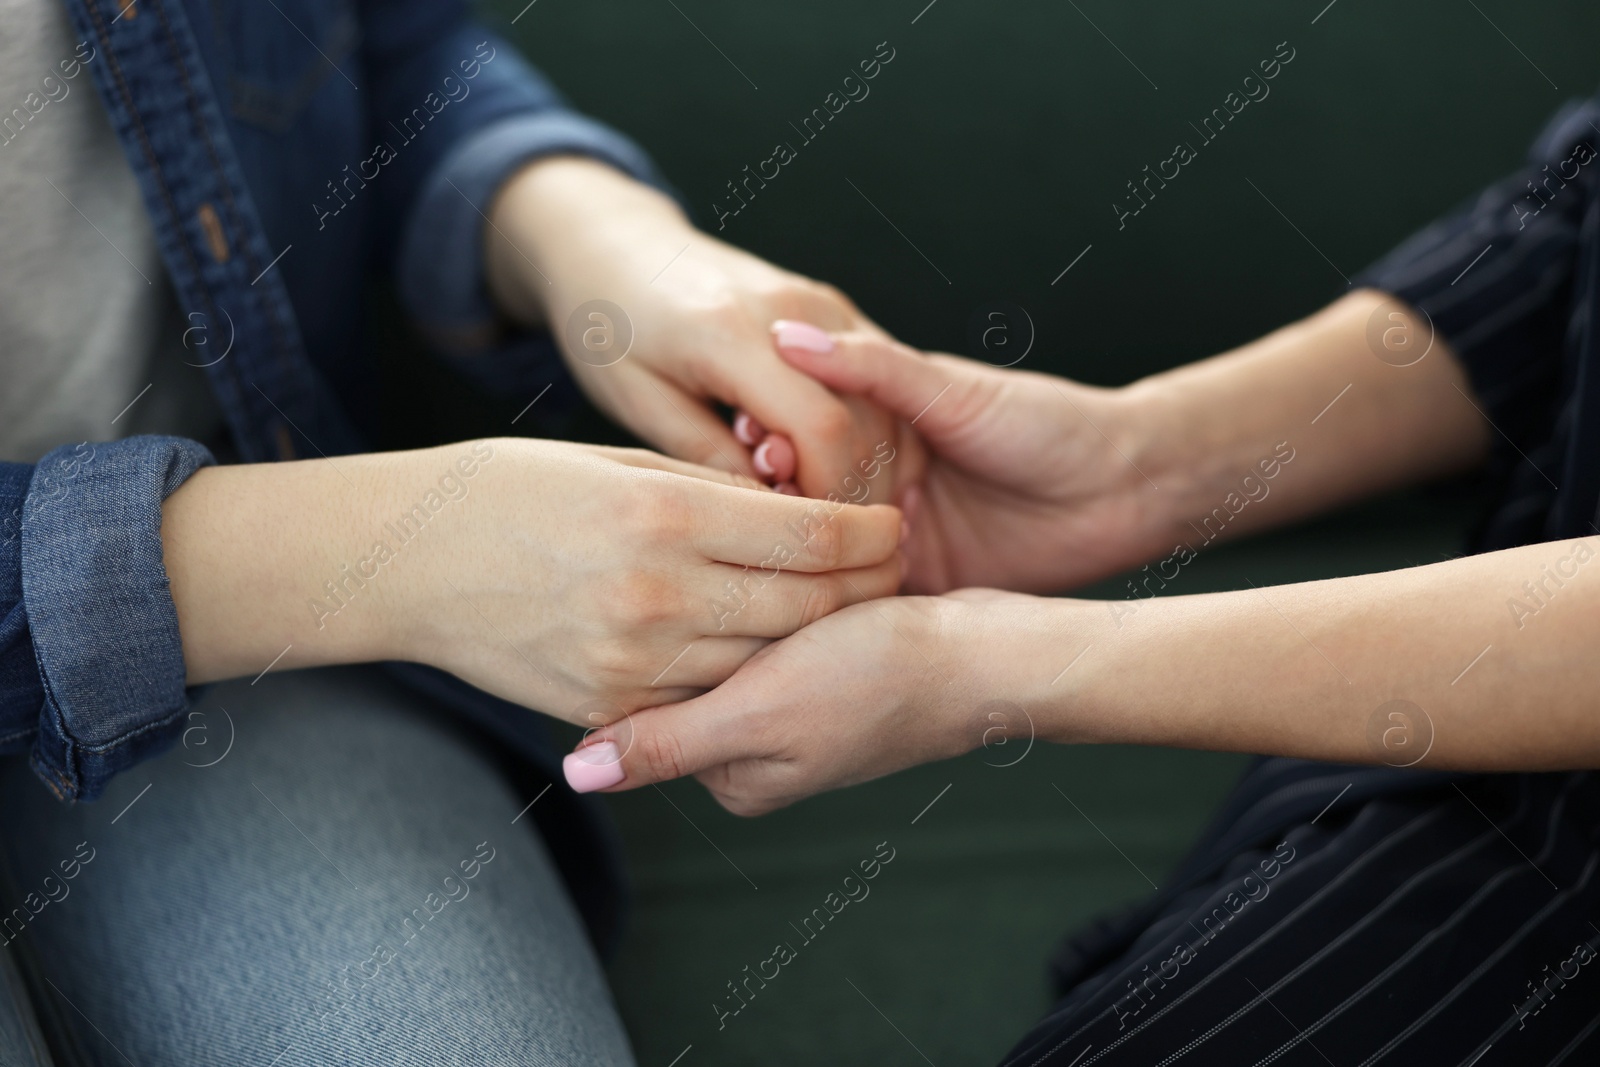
[0,666,636,1066]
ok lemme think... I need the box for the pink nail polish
[563,742,625,793]
[753,440,776,477]
[900,519,910,547]
[733,412,763,446]
[773,320,835,354]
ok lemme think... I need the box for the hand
[162,438,903,728]
[562,590,1060,813]
[399,439,904,725]
[487,157,917,502]
[772,328,1166,594]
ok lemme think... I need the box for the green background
[442,1,1597,1063]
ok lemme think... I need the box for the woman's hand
[771,328,1164,594]
[571,525,1600,811]
[486,157,916,502]
[771,292,1493,595]
[161,438,904,727]
[562,591,1033,811]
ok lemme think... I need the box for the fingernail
[773,320,835,354]
[775,481,801,495]
[900,485,922,530]
[900,518,911,547]
[753,440,776,477]
[563,742,625,793]
[733,411,764,446]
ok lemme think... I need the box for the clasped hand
[562,328,1161,811]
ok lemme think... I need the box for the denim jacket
[0,0,664,802]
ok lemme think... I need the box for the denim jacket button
[196,203,229,263]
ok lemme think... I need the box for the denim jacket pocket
[209,0,359,133]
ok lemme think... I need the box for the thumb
[562,690,759,794]
[772,323,985,439]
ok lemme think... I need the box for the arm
[1030,539,1600,770]
[1123,287,1488,546]
[160,437,903,719]
[0,433,900,803]
[766,289,1487,594]
[569,535,1599,814]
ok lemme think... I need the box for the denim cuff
[20,436,215,801]
[397,110,670,369]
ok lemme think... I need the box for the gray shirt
[0,0,219,463]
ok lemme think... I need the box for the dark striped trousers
[1002,763,1600,1067]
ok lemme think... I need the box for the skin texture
[157,155,932,728]
[159,438,902,726]
[485,155,923,501]
[567,290,1600,813]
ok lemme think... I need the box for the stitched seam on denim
[0,726,36,748]
[149,0,293,384]
[82,0,218,335]
[69,702,188,755]
[25,660,77,798]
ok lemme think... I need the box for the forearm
[989,538,1600,770]
[1126,289,1490,544]
[160,448,452,684]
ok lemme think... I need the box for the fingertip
[758,433,796,482]
[563,742,626,793]
[732,410,765,446]
[899,484,922,531]
[771,320,836,356]
[752,439,776,479]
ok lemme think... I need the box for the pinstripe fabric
[1358,96,1600,548]
[1004,774,1600,1067]
[1000,96,1600,1067]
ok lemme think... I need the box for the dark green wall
[485,0,1597,389]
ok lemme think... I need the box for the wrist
[921,593,1097,757]
[367,440,514,671]
[486,155,690,326]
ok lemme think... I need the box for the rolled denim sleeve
[357,0,669,396]
[398,100,667,395]
[0,436,213,802]
[1354,96,1600,451]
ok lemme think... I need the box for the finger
[594,445,768,493]
[944,587,1014,603]
[732,410,765,446]
[646,636,770,689]
[689,486,901,571]
[775,325,983,438]
[751,434,796,483]
[618,373,756,477]
[701,555,901,638]
[694,337,863,498]
[564,689,766,793]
